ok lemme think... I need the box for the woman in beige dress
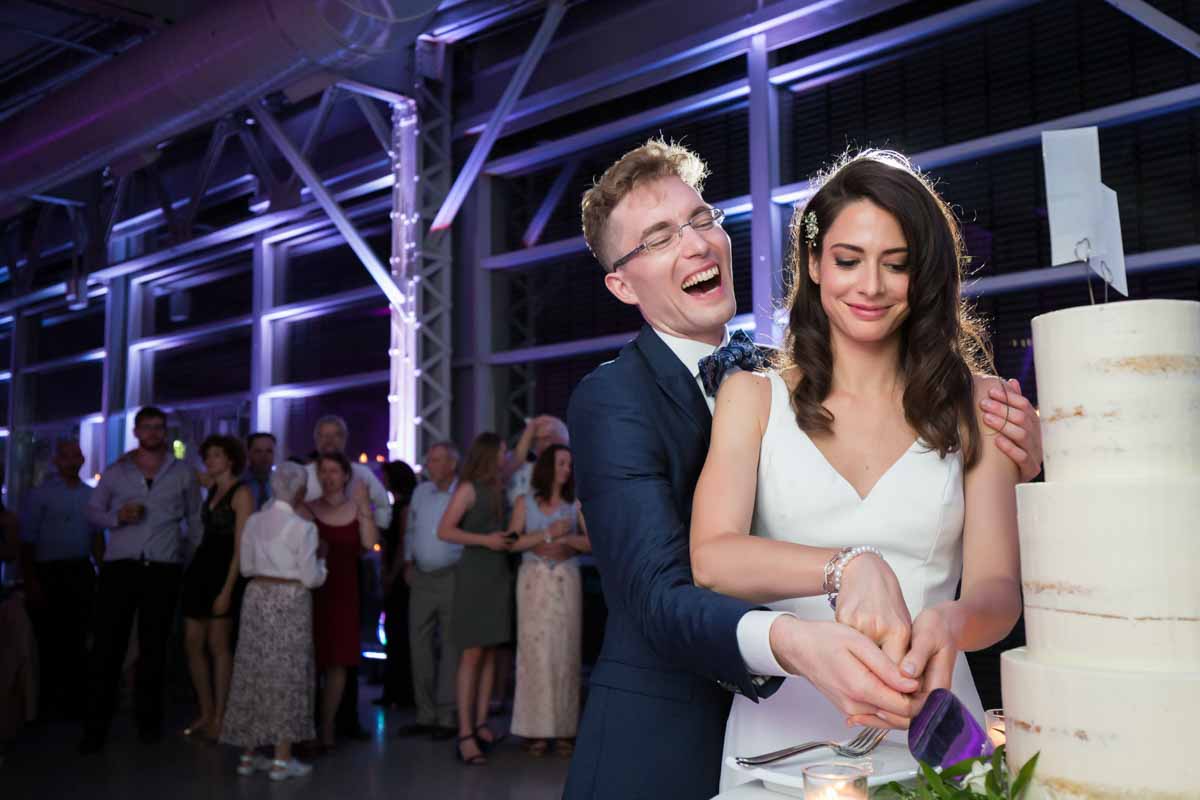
[506,445,591,758]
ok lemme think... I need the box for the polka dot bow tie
[698,329,770,397]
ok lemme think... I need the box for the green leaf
[878,781,918,799]
[985,764,1004,796]
[991,745,1005,777]
[920,762,948,793]
[1010,752,1040,799]
[941,756,980,780]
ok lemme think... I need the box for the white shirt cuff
[736,610,793,678]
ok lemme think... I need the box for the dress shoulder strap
[218,480,244,509]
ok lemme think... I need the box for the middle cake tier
[1017,478,1200,672]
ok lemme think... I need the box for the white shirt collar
[652,326,729,378]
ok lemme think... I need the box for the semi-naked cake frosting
[1001,299,1200,799]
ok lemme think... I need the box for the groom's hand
[835,553,912,667]
[769,616,920,730]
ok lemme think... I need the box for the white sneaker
[236,754,272,776]
[269,758,313,781]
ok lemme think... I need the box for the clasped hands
[482,519,571,552]
[770,553,957,731]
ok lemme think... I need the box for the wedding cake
[1001,298,1200,798]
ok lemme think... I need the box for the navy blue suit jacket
[564,326,779,800]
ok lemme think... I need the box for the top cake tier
[1032,299,1200,482]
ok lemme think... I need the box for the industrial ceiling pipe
[0,0,439,203]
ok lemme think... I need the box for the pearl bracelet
[824,545,884,610]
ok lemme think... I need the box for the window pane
[152,330,251,403]
[29,306,105,364]
[29,362,102,423]
[150,265,253,334]
[277,228,389,305]
[280,304,389,384]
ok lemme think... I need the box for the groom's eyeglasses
[611,207,725,271]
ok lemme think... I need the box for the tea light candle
[985,708,1006,749]
[802,763,869,800]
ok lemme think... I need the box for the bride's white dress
[719,370,985,790]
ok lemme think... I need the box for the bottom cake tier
[1001,648,1200,799]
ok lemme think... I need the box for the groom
[564,140,1043,799]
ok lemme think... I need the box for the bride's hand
[769,616,920,730]
[835,553,913,668]
[848,606,958,727]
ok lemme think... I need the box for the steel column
[100,276,130,461]
[748,33,784,344]
[470,177,497,434]
[413,72,456,455]
[250,234,273,433]
[388,98,421,466]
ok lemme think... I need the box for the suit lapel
[634,326,712,441]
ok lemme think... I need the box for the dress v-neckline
[800,432,920,503]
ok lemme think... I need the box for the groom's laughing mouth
[681,262,723,297]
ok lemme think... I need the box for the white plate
[725,741,919,797]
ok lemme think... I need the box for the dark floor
[3,678,570,800]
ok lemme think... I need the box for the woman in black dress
[181,435,254,740]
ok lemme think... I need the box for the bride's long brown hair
[780,150,992,467]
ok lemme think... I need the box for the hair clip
[803,211,819,246]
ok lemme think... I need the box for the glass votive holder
[802,763,869,800]
[985,708,1006,749]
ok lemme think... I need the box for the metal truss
[410,74,455,459]
[1103,0,1200,59]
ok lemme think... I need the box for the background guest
[300,452,379,750]
[220,462,326,781]
[19,440,102,721]
[304,415,390,740]
[497,415,570,714]
[180,435,253,741]
[438,433,512,766]
[375,459,417,710]
[82,406,202,753]
[504,415,569,513]
[506,445,591,758]
[0,482,33,756]
[243,433,276,511]
[396,441,461,740]
[305,416,391,528]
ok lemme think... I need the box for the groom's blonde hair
[581,138,708,272]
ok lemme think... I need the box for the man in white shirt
[394,441,461,740]
[304,415,391,530]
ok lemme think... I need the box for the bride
[690,151,1023,789]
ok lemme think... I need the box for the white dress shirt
[404,479,463,572]
[240,499,327,589]
[305,461,392,529]
[652,325,791,679]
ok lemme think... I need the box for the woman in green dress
[437,432,512,765]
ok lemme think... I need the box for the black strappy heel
[455,734,487,766]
